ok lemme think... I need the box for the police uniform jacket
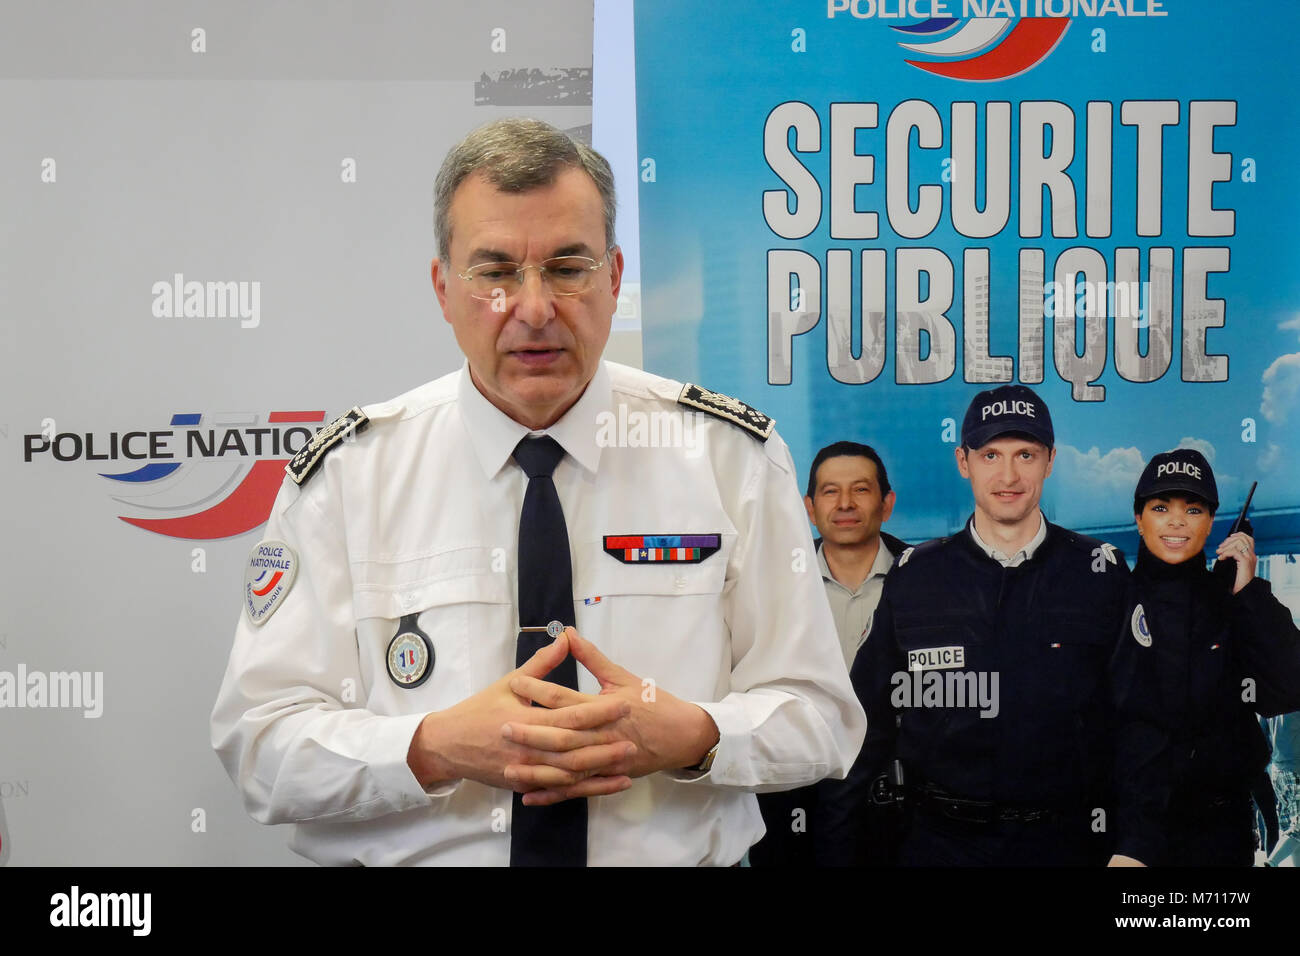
[210,360,865,866]
[1127,544,1300,860]
[829,517,1166,863]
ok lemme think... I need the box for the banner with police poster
[633,0,1300,559]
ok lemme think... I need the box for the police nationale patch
[604,534,720,563]
[387,619,434,688]
[286,406,368,486]
[1131,604,1152,647]
[244,539,298,625]
[677,384,774,441]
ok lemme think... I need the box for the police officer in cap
[825,384,1161,866]
[1126,449,1300,865]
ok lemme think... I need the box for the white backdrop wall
[1,0,597,865]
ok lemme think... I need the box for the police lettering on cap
[960,385,1055,450]
[1133,448,1219,513]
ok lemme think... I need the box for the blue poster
[634,1,1300,554]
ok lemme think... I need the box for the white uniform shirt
[211,361,865,866]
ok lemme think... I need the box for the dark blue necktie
[509,435,586,866]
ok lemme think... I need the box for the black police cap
[961,385,1054,450]
[1134,448,1219,513]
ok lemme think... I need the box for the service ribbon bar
[603,534,721,564]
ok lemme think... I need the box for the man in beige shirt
[805,442,909,669]
[750,440,908,865]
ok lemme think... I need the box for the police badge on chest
[386,613,434,688]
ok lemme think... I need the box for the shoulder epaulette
[677,384,774,441]
[1056,527,1124,568]
[897,536,949,568]
[286,406,369,485]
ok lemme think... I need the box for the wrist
[681,705,720,770]
[407,711,457,788]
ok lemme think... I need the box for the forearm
[671,687,860,790]
[213,692,440,824]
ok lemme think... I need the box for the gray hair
[434,117,617,261]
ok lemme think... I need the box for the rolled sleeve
[211,479,455,825]
[669,432,866,791]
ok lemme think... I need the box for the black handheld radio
[1211,480,1257,583]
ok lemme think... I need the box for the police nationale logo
[244,539,298,625]
[23,410,335,540]
[1131,603,1152,647]
[890,15,1070,81]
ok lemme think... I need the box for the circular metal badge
[546,620,565,639]
[1130,604,1152,647]
[387,630,434,688]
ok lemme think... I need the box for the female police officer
[1127,448,1300,865]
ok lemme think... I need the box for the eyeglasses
[456,250,613,300]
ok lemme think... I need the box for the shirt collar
[871,539,897,577]
[458,360,609,479]
[816,537,896,592]
[968,511,1047,567]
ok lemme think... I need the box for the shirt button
[674,577,687,589]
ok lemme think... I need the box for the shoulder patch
[1130,604,1152,647]
[244,539,298,625]
[1058,527,1102,553]
[678,384,774,441]
[286,406,369,485]
[894,537,948,570]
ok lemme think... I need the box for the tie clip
[521,620,566,638]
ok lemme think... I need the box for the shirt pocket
[890,615,988,761]
[352,547,513,712]
[576,540,730,700]
[893,611,986,672]
[1040,613,1111,710]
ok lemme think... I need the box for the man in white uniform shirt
[210,118,865,866]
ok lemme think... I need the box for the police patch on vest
[907,645,965,672]
[286,406,369,485]
[603,534,720,563]
[677,384,774,441]
[244,539,298,625]
[1131,604,1152,647]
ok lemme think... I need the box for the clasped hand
[409,628,719,806]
